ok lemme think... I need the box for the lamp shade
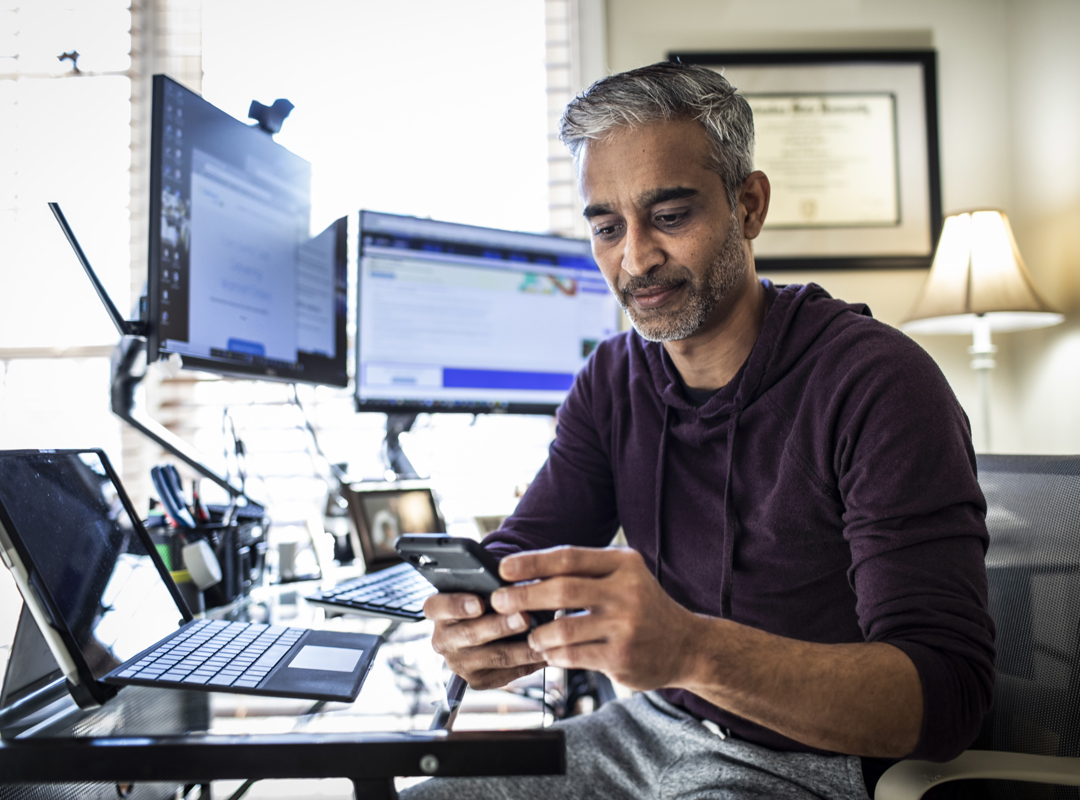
[902,210,1064,335]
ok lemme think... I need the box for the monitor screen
[148,74,349,387]
[355,211,620,414]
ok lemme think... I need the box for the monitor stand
[384,412,420,480]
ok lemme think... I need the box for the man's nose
[621,223,664,277]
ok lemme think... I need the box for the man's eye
[655,211,687,227]
[592,223,621,238]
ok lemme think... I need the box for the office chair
[876,454,1080,799]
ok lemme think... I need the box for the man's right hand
[424,592,548,690]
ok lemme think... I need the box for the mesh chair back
[969,454,1080,799]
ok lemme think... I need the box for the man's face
[579,118,749,343]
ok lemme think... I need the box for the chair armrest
[875,750,1080,800]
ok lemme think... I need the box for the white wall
[1006,0,1080,453]
[601,0,1080,454]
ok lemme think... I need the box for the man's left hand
[490,545,699,690]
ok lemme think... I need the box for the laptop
[0,449,382,709]
[306,483,440,621]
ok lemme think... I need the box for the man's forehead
[576,120,717,208]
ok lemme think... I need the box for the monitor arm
[110,337,258,506]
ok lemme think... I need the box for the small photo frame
[670,50,942,270]
[343,482,445,567]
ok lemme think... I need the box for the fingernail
[508,613,527,631]
[464,598,481,616]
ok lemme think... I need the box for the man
[404,61,994,799]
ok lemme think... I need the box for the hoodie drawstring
[718,409,741,619]
[653,404,671,586]
[654,403,742,618]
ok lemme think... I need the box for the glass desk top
[0,578,565,800]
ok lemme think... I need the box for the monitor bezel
[147,74,349,388]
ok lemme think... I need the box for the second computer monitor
[148,74,349,388]
[355,211,621,415]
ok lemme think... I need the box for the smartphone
[395,534,553,634]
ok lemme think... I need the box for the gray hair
[559,61,755,209]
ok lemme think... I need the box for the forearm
[676,616,923,758]
[497,547,926,758]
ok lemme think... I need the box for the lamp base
[969,316,995,453]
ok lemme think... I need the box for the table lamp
[902,209,1064,452]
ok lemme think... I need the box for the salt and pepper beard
[612,212,747,343]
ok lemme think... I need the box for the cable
[221,408,248,493]
[223,779,256,800]
[290,383,348,489]
[542,665,548,727]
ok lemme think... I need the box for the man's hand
[424,591,547,690]
[490,544,924,757]
[490,545,701,690]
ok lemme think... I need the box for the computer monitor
[147,74,349,388]
[355,211,621,415]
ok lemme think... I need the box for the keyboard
[114,619,305,689]
[307,562,435,621]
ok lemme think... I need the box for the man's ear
[737,171,770,240]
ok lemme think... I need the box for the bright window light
[200,0,549,236]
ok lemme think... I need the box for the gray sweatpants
[400,691,871,799]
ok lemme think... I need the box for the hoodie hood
[645,280,871,421]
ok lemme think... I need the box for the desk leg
[351,778,398,800]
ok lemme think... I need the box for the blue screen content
[355,211,621,413]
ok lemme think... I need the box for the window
[0,0,133,463]
[160,2,560,532]
[0,0,577,538]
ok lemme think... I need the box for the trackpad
[288,644,364,673]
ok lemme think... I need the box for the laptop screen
[0,450,185,681]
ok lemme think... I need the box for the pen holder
[200,506,269,609]
[149,507,269,610]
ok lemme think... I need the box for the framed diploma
[668,51,942,270]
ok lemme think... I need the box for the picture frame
[669,51,942,270]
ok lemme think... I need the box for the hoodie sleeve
[482,342,621,560]
[834,328,995,762]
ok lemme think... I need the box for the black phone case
[395,534,506,604]
[395,535,554,637]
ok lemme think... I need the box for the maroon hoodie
[484,280,995,762]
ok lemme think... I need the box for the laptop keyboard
[311,562,435,621]
[115,619,304,689]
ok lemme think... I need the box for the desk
[0,582,565,800]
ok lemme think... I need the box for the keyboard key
[253,644,291,669]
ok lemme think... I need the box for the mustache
[619,269,691,295]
